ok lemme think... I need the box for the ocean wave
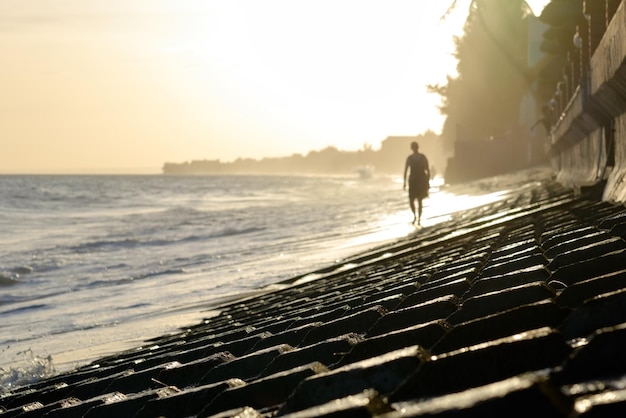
[81,278,134,289]
[2,263,62,281]
[0,266,34,286]
[165,226,266,242]
[127,206,207,225]
[70,238,144,253]
[118,302,152,310]
[0,274,19,286]
[2,304,48,315]
[161,206,206,217]
[207,226,265,239]
[48,320,121,335]
[69,226,266,253]
[12,266,33,276]
[0,290,68,308]
[78,267,189,290]
[105,263,130,270]
[133,267,189,281]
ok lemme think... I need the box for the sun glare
[146,1,467,153]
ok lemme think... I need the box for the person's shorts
[409,176,429,200]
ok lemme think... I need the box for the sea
[0,170,545,391]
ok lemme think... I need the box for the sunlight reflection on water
[340,175,518,250]
[427,189,513,220]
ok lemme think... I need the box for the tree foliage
[433,0,533,150]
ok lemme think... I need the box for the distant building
[379,134,447,177]
[380,136,417,155]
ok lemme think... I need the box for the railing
[546,0,621,121]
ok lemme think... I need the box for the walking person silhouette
[403,141,430,225]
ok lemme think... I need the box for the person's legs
[409,197,416,223]
[417,198,423,225]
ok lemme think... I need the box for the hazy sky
[1,0,549,174]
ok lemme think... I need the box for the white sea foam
[0,349,56,394]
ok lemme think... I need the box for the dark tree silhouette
[433,0,535,153]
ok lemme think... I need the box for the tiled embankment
[4,178,626,417]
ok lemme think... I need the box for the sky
[1,0,550,174]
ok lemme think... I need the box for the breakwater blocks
[5,175,626,416]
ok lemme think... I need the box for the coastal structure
[443,0,626,188]
[543,0,626,203]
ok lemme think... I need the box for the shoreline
[28,166,556,378]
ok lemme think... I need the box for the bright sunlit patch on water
[427,188,514,219]
[339,180,520,251]
[429,175,445,189]
[338,210,416,250]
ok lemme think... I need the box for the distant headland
[163,132,446,176]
